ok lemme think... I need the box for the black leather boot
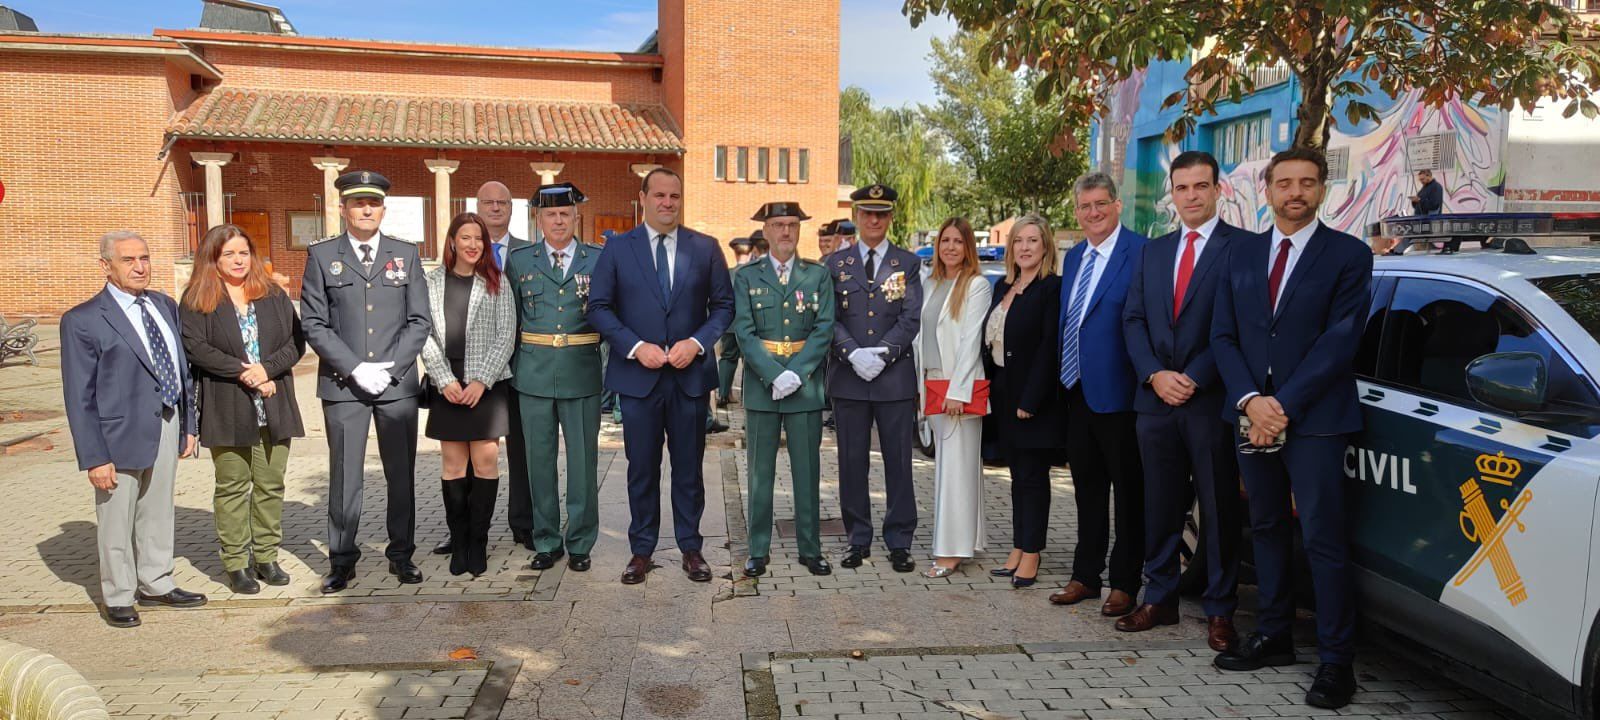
[467,476,499,576]
[442,479,471,576]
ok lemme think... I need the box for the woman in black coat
[180,224,305,594]
[981,214,1065,587]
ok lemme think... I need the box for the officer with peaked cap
[505,182,604,572]
[734,201,835,577]
[827,183,923,573]
[301,170,432,592]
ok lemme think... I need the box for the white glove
[352,361,395,395]
[771,370,803,400]
[849,347,890,381]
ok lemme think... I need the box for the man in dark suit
[61,231,207,628]
[1211,148,1371,709]
[300,171,432,593]
[588,167,735,585]
[1049,172,1148,617]
[827,183,923,573]
[1409,170,1443,216]
[1120,151,1242,649]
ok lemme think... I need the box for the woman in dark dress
[180,224,305,594]
[421,212,515,576]
[981,214,1064,587]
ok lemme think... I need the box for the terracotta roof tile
[168,87,683,153]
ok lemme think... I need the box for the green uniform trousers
[520,393,602,555]
[745,409,823,558]
[210,430,289,572]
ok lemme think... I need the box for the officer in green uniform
[733,201,835,578]
[717,235,756,408]
[505,182,602,573]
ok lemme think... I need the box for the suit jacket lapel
[98,290,157,377]
[1272,225,1330,326]
[1083,232,1131,318]
[1153,233,1177,327]
[531,243,563,286]
[630,229,669,308]
[668,232,692,307]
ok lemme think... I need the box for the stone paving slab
[749,641,1521,719]
[91,662,496,720]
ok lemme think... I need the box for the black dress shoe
[1011,574,1037,588]
[990,566,1017,577]
[226,569,261,594]
[136,588,208,608]
[1214,632,1296,671]
[1305,663,1356,709]
[839,545,870,569]
[888,548,915,573]
[104,605,140,628]
[743,557,769,577]
[567,554,591,572]
[799,556,832,576]
[253,561,291,586]
[321,567,355,594]
[431,538,454,555]
[389,560,424,584]
[530,549,566,571]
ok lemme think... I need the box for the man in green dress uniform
[733,201,835,578]
[505,182,602,573]
[717,235,756,408]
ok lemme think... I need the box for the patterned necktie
[493,243,506,270]
[778,261,790,285]
[358,243,374,270]
[655,234,671,296]
[553,250,565,276]
[865,248,877,280]
[1059,248,1098,390]
[1173,230,1199,318]
[136,296,181,409]
[1268,237,1293,311]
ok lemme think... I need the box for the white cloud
[839,0,956,108]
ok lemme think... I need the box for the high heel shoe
[1011,574,1037,588]
[990,566,1018,577]
[922,564,956,579]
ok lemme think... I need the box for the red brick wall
[0,54,191,317]
[660,0,841,259]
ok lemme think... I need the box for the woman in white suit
[919,217,993,578]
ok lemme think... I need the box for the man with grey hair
[1049,171,1149,619]
[61,231,207,627]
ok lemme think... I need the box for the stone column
[311,156,349,238]
[530,161,565,186]
[424,159,460,262]
[190,152,233,230]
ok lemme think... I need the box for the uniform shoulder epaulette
[308,235,339,247]
[507,243,536,256]
[582,241,602,251]
[798,257,821,267]
[735,260,765,275]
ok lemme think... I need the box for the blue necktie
[136,296,181,409]
[493,243,505,270]
[1059,248,1098,389]
[655,234,671,297]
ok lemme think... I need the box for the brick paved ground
[93,665,494,720]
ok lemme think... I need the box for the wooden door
[232,211,273,268]
[592,215,633,245]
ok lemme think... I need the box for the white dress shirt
[106,282,180,365]
[857,238,890,276]
[1267,219,1319,312]
[1173,215,1220,291]
[348,232,384,263]
[770,254,793,282]
[1064,225,1121,330]
[545,240,575,276]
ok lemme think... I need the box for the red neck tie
[1172,230,1199,318]
[1268,237,1293,311]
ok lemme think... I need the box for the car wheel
[1178,498,1207,595]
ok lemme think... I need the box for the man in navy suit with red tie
[1211,148,1372,710]
[1121,151,1243,649]
[588,168,735,586]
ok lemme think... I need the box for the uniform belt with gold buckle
[521,332,600,348]
[761,339,805,356]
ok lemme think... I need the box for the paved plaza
[0,338,1523,719]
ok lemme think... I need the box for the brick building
[0,0,841,316]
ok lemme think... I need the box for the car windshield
[1531,274,1600,342]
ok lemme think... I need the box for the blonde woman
[918,217,993,578]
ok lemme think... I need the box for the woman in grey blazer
[421,213,515,576]
[180,224,305,594]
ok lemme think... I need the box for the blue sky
[14,0,954,106]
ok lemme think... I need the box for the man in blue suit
[588,167,735,585]
[61,231,208,628]
[1211,148,1371,710]
[1120,151,1243,649]
[1049,172,1147,617]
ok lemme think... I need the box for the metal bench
[0,314,39,365]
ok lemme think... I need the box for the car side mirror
[1465,352,1548,413]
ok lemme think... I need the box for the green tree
[841,86,951,246]
[904,0,1600,149]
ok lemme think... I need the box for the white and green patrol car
[1340,240,1600,718]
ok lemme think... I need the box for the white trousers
[929,410,985,558]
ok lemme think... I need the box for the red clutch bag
[923,379,990,416]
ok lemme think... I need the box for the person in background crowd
[1409,170,1443,216]
[828,184,923,574]
[1211,147,1371,709]
[507,183,605,573]
[718,236,757,408]
[832,219,856,253]
[732,201,836,578]
[420,212,515,577]
[1049,172,1148,617]
[917,217,993,578]
[62,230,206,628]
[299,170,431,593]
[1120,151,1243,648]
[180,224,304,595]
[982,214,1062,588]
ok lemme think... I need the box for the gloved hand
[849,347,890,381]
[351,361,395,395]
[771,370,802,400]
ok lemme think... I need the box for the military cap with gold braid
[850,183,897,211]
[334,170,390,200]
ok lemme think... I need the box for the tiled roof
[167,88,683,153]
